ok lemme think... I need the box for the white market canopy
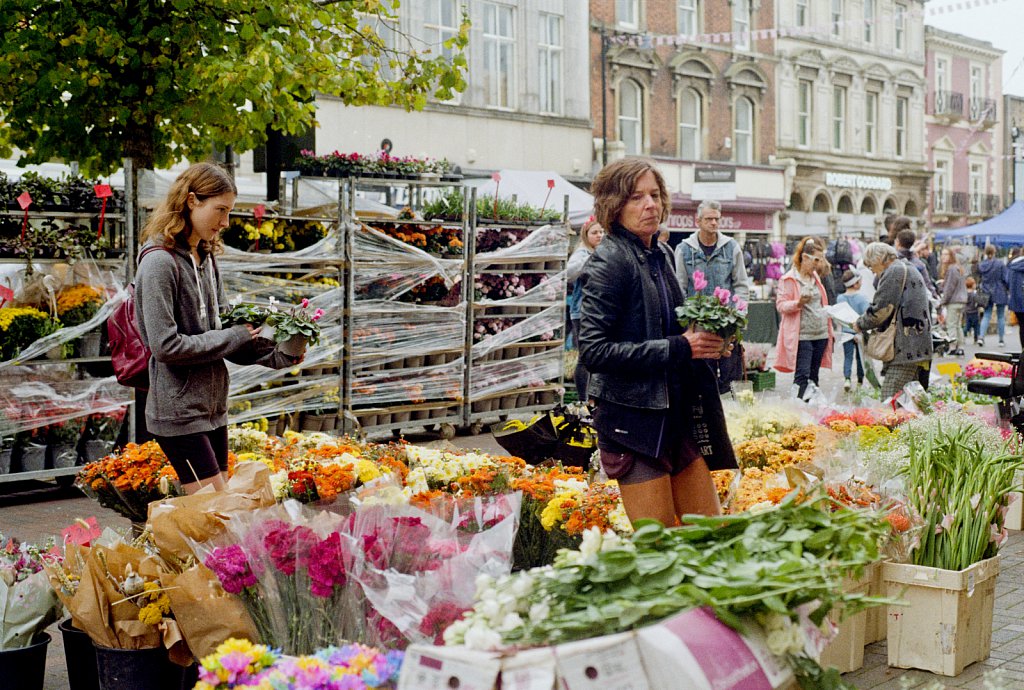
[468,170,594,226]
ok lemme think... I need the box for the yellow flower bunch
[541,491,578,530]
[57,284,105,314]
[0,306,51,332]
[136,580,171,626]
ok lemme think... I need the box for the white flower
[509,572,535,599]
[60,90,72,103]
[529,601,551,623]
[463,622,503,650]
[498,612,524,632]
[269,470,289,500]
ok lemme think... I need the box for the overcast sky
[924,0,1024,97]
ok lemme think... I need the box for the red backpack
[107,246,177,390]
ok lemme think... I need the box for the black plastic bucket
[59,619,100,690]
[0,632,50,690]
[93,644,186,690]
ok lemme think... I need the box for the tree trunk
[124,118,156,171]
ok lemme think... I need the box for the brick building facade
[589,0,786,243]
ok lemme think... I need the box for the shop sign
[825,172,892,191]
[667,210,772,232]
[692,164,737,201]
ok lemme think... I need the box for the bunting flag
[604,0,1010,50]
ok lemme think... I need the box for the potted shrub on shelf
[57,284,107,357]
[45,417,84,469]
[0,306,61,361]
[83,407,126,462]
[882,417,1022,676]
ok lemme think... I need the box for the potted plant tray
[745,369,775,392]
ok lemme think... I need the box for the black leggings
[154,426,229,483]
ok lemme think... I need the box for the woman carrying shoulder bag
[853,242,933,398]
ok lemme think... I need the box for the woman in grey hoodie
[135,163,297,493]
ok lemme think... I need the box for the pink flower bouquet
[676,270,749,341]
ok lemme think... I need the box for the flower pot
[883,557,999,676]
[17,444,47,473]
[49,443,78,469]
[0,632,50,690]
[0,446,10,474]
[538,390,557,406]
[278,334,308,358]
[301,413,324,432]
[515,393,532,408]
[93,644,188,690]
[59,619,100,690]
[321,413,337,430]
[83,439,115,463]
[78,331,102,358]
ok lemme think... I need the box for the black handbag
[552,415,598,469]
[491,414,559,463]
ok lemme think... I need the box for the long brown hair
[590,157,669,231]
[139,162,237,253]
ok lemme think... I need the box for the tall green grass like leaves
[904,423,1022,571]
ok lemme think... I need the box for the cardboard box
[883,557,999,676]
[400,608,796,690]
[815,567,873,674]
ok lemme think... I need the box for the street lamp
[1013,125,1022,204]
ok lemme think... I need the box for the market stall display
[0,172,132,483]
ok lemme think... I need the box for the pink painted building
[924,26,1004,229]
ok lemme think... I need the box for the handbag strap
[890,262,909,325]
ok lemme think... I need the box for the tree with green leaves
[0,1,469,175]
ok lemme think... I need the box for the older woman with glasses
[853,242,933,398]
[774,237,834,401]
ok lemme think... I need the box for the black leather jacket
[578,227,690,410]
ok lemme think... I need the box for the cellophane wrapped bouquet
[196,490,519,655]
[0,535,62,649]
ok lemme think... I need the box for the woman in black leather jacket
[579,158,738,525]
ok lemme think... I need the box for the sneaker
[844,378,852,392]
[977,340,985,346]
[999,341,1006,348]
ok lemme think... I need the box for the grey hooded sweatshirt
[135,239,293,436]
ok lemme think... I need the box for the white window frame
[865,92,878,155]
[678,88,702,160]
[425,0,460,103]
[618,79,644,156]
[796,0,808,27]
[734,96,754,165]
[863,0,874,44]
[934,159,949,212]
[832,86,846,151]
[895,97,908,159]
[970,162,984,214]
[538,12,563,115]
[935,56,948,95]
[733,0,751,51]
[831,0,842,38]
[797,80,812,148]
[482,2,516,110]
[617,0,639,30]
[678,0,698,36]
[894,4,906,52]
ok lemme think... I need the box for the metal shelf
[0,465,78,484]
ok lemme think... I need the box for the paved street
[3,330,1023,689]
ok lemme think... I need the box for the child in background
[838,269,870,391]
[963,276,983,345]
